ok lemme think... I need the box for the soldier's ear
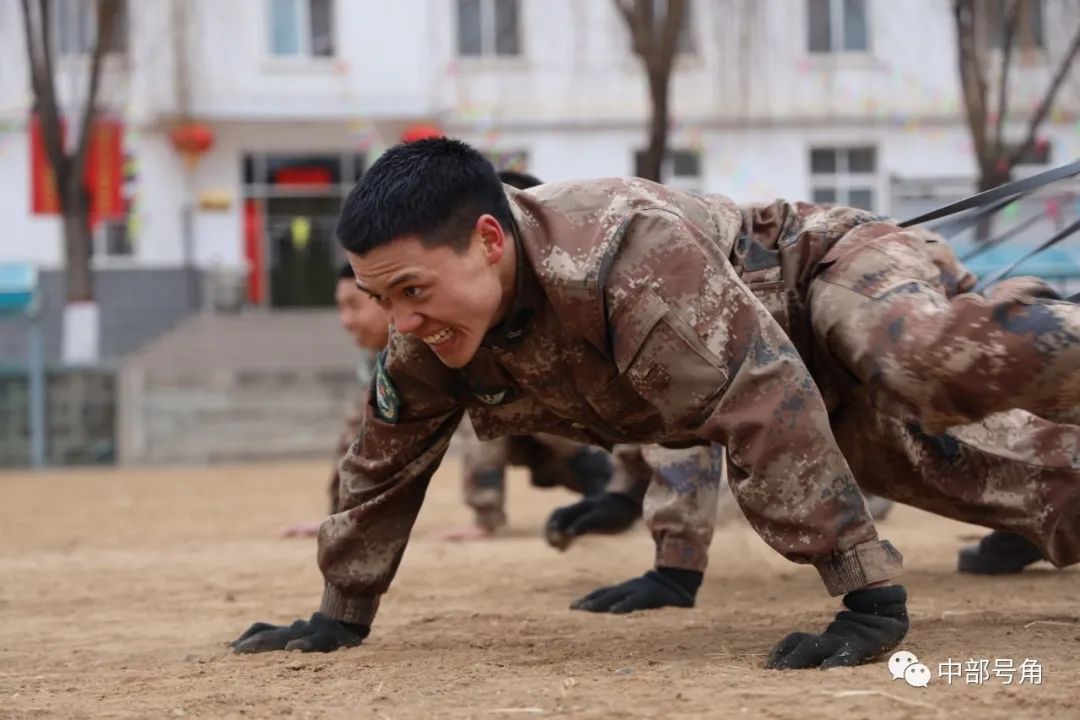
[475,214,506,265]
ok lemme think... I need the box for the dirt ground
[1,458,1078,719]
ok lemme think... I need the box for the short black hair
[337,262,355,280]
[497,170,542,190]
[336,138,512,256]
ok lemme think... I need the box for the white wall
[2,0,1078,270]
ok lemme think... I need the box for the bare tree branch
[613,0,685,182]
[21,0,67,189]
[651,0,685,78]
[992,0,1021,157]
[954,0,990,167]
[72,0,120,182]
[1007,18,1080,167]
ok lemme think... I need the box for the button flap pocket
[612,286,669,374]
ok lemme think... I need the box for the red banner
[29,112,124,227]
[85,116,123,227]
[29,113,62,215]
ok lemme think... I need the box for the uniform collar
[481,207,541,349]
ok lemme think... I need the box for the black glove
[570,567,702,614]
[544,492,641,550]
[231,612,369,654]
[766,585,908,670]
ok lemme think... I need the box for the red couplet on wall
[29,112,124,227]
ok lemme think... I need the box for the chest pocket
[612,286,729,429]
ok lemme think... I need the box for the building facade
[1,0,1078,324]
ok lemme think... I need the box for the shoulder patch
[373,350,400,423]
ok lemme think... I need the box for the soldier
[279,263,387,538]
[446,170,637,540]
[232,139,1080,670]
[280,261,628,540]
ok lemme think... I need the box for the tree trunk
[640,70,670,182]
[61,179,94,303]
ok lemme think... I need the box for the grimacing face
[348,215,509,368]
[335,277,391,352]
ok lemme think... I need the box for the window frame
[455,0,523,59]
[807,0,870,55]
[634,148,704,192]
[809,145,879,211]
[986,0,1045,51]
[51,0,128,57]
[267,0,336,59]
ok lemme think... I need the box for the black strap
[974,216,1080,291]
[959,212,1043,263]
[900,158,1080,228]
[929,193,1023,239]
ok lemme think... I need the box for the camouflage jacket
[319,179,900,627]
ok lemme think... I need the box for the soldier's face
[349,216,509,368]
[335,278,390,352]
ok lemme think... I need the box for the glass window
[807,0,831,53]
[457,0,520,57]
[810,146,877,211]
[270,0,301,55]
[842,0,867,50]
[270,0,334,57]
[671,150,701,177]
[310,0,334,56]
[988,0,1044,50]
[808,0,867,53]
[810,148,837,174]
[494,0,520,55]
[812,188,838,204]
[847,147,876,173]
[53,0,127,56]
[848,188,873,210]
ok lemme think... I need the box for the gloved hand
[231,612,369,654]
[570,567,702,613]
[766,584,908,670]
[544,492,641,550]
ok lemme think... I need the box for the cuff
[655,534,710,572]
[320,584,381,626]
[814,539,904,597]
[474,507,507,531]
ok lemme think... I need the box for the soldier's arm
[327,400,366,514]
[233,333,464,653]
[603,210,907,667]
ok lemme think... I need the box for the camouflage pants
[810,222,1080,434]
[459,416,613,530]
[810,222,1080,566]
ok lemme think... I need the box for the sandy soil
[1,458,1078,719]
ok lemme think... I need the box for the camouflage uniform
[328,357,630,521]
[805,220,1080,567]
[456,418,627,530]
[326,355,377,513]
[320,180,901,626]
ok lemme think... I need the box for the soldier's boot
[957,531,1046,575]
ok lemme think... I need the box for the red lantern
[170,121,215,168]
[400,123,443,143]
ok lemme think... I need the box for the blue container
[0,264,38,316]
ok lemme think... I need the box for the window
[52,0,128,56]
[269,0,334,57]
[810,147,876,210]
[987,0,1044,50]
[94,219,134,258]
[456,0,521,57]
[808,0,868,53]
[635,149,702,192]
